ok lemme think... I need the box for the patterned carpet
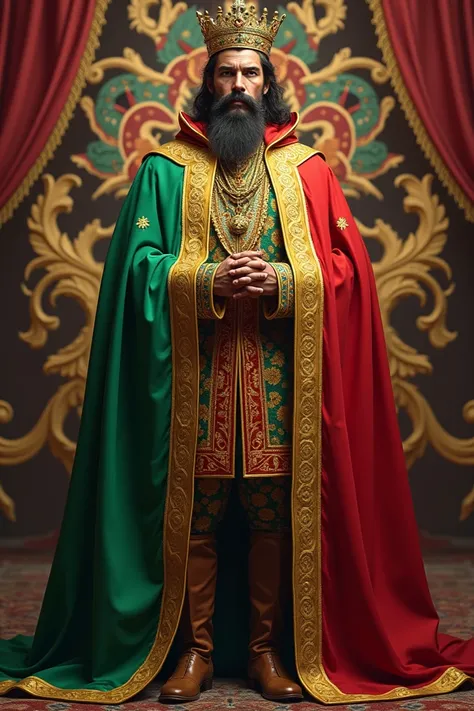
[0,550,473,710]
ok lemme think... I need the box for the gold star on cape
[336,217,349,230]
[136,216,150,229]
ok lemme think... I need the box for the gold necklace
[214,144,266,237]
[211,145,270,254]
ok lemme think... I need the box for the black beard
[207,91,266,170]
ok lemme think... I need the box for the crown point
[197,0,284,58]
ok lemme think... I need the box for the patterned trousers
[191,475,292,534]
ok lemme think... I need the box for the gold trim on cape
[0,0,112,228]
[267,141,471,703]
[366,0,474,223]
[0,141,216,702]
[1,133,471,704]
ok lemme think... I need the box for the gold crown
[197,0,285,58]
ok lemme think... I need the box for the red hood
[175,111,300,150]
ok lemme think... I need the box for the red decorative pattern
[195,302,237,477]
[195,297,291,478]
[240,298,291,476]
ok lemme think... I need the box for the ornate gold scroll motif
[0,174,112,522]
[359,173,474,522]
[267,147,472,703]
[128,0,188,44]
[266,142,326,700]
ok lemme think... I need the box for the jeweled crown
[197,0,285,58]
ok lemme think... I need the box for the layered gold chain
[211,143,270,254]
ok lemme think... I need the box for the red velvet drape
[0,0,106,225]
[382,0,474,219]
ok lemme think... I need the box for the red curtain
[0,0,107,225]
[381,0,474,220]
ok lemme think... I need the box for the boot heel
[247,677,258,691]
[201,677,213,692]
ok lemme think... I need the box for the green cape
[0,153,192,701]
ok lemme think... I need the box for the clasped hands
[213,250,278,300]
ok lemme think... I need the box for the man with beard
[1,0,474,707]
[157,44,304,703]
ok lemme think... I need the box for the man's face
[208,49,268,108]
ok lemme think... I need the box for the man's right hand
[213,250,267,298]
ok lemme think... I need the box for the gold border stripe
[0,0,112,228]
[366,0,474,223]
[0,141,215,702]
[266,141,325,699]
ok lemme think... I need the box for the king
[0,0,473,706]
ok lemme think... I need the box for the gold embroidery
[336,216,348,230]
[0,140,216,703]
[136,216,150,229]
[267,141,472,702]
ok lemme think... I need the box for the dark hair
[192,50,291,126]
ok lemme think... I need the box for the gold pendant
[228,213,249,236]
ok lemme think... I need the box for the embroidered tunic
[195,188,295,477]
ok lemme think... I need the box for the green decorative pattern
[196,262,224,319]
[265,262,295,319]
[191,475,292,533]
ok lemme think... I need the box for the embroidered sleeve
[264,262,295,319]
[196,262,226,319]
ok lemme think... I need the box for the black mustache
[212,91,259,114]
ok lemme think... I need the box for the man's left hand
[229,254,278,300]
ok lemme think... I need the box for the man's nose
[232,72,246,92]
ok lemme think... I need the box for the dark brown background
[0,0,473,541]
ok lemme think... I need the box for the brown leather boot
[247,531,303,702]
[159,534,216,703]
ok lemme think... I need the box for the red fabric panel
[383,0,474,205]
[299,155,474,694]
[0,0,99,213]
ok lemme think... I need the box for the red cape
[177,112,474,700]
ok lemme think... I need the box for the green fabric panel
[0,155,185,692]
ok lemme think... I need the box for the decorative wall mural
[0,0,473,525]
[71,0,403,200]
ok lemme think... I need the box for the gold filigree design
[357,173,474,516]
[0,174,112,519]
[301,46,390,86]
[266,141,325,700]
[86,47,174,86]
[287,0,346,45]
[0,0,112,228]
[267,143,472,704]
[367,0,474,223]
[128,0,188,43]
